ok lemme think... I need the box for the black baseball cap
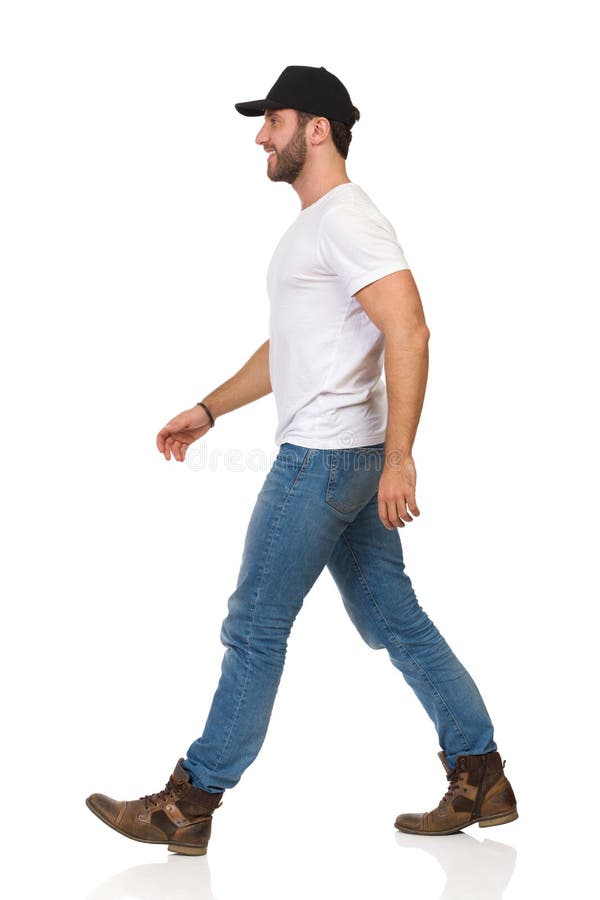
[235,65,357,128]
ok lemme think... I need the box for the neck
[293,164,351,211]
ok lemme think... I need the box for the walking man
[86,66,518,854]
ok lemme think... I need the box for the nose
[255,121,269,146]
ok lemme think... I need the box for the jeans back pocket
[325,446,385,519]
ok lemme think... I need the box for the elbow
[382,321,430,346]
[409,323,431,346]
[419,323,430,344]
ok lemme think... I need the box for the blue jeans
[182,442,497,792]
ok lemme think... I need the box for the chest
[266,220,335,301]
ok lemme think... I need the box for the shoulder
[319,185,396,240]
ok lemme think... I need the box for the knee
[219,606,245,652]
[359,628,386,651]
[220,612,289,672]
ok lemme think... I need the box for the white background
[1,2,598,898]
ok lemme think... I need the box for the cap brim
[234,99,289,117]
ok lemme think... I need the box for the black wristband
[196,401,215,428]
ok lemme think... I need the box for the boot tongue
[172,757,192,785]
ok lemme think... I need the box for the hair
[295,106,361,160]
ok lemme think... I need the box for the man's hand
[156,406,212,461]
[378,454,421,529]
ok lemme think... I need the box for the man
[86,66,518,855]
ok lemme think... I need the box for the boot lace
[139,775,185,811]
[441,760,465,803]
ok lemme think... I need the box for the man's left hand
[377,455,421,530]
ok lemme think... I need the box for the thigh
[326,492,422,652]
[225,443,367,648]
[237,442,386,593]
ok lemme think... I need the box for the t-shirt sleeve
[318,201,410,298]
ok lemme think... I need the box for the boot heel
[168,818,212,855]
[478,807,518,827]
[168,843,207,855]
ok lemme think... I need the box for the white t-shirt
[266,181,410,449]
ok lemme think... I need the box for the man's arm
[354,269,430,530]
[201,338,272,422]
[156,339,272,461]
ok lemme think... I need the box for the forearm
[383,327,430,458]
[200,339,272,422]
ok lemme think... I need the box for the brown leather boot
[394,750,518,835]
[86,758,224,855]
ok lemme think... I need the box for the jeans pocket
[325,447,384,518]
[275,443,313,471]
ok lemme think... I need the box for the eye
[271,117,277,124]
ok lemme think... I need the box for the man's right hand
[156,406,213,461]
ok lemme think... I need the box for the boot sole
[85,798,208,855]
[394,806,518,835]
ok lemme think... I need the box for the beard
[267,124,307,183]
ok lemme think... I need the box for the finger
[400,505,413,523]
[378,495,395,530]
[157,426,174,452]
[386,500,404,528]
[386,500,406,527]
[176,440,189,462]
[402,493,417,521]
[392,504,406,527]
[394,499,412,524]
[408,495,420,517]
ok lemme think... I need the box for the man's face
[255,108,309,184]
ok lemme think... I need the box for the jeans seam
[325,449,339,508]
[340,530,471,749]
[213,447,314,771]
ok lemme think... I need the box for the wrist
[384,448,414,467]
[196,400,215,428]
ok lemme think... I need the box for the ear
[309,116,331,146]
